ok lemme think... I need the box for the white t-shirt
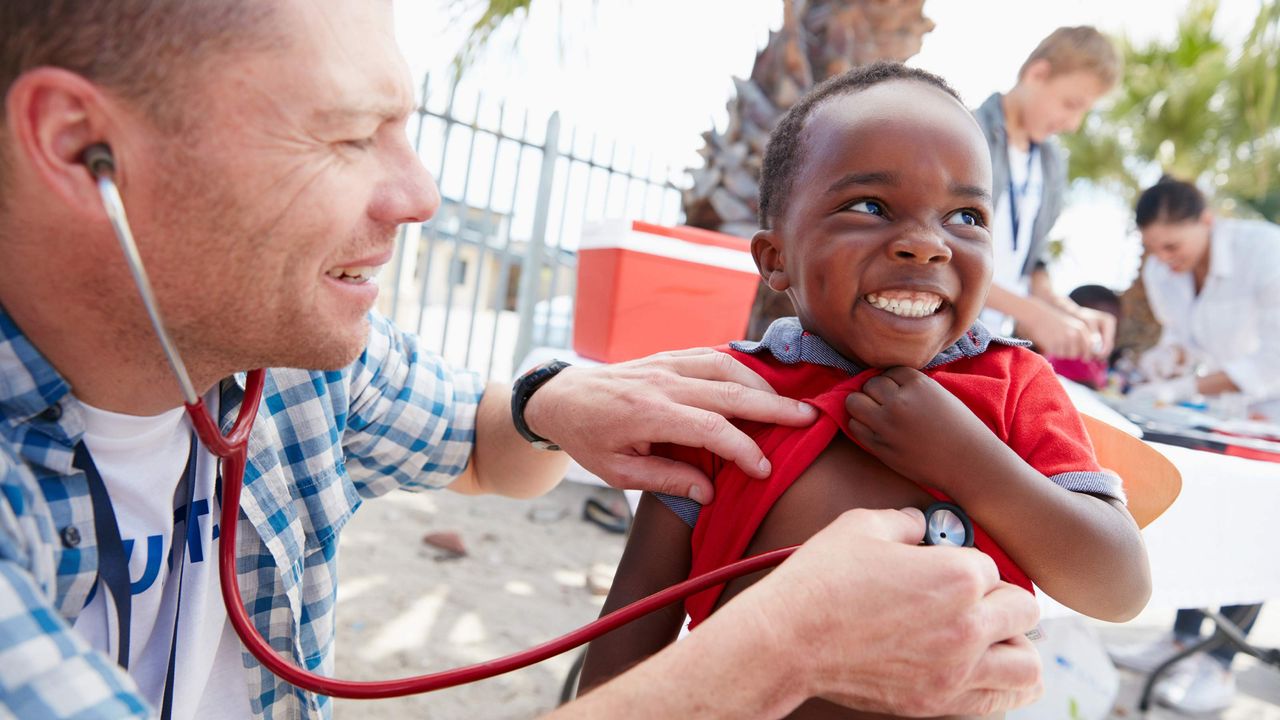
[981,143,1043,333]
[74,399,252,719]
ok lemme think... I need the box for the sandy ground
[333,482,1278,720]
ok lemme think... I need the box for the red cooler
[573,220,759,363]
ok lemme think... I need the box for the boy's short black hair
[758,62,962,229]
[1135,175,1206,228]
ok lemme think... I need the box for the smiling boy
[579,63,1150,719]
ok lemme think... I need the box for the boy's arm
[579,492,693,693]
[846,366,1151,622]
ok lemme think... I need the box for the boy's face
[754,81,994,369]
[1018,64,1108,142]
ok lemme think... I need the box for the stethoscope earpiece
[923,502,974,548]
[82,143,116,178]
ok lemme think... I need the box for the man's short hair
[0,1,276,185]
[758,62,961,229]
[1019,26,1119,89]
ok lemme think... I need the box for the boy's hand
[845,367,1000,491]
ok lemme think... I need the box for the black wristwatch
[511,360,571,451]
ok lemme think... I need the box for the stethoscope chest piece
[923,502,974,548]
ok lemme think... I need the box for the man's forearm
[549,604,804,719]
[451,383,569,498]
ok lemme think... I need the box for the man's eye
[341,137,376,151]
[944,209,983,227]
[846,200,885,216]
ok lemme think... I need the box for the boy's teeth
[326,266,379,283]
[864,291,943,318]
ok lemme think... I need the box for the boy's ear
[1021,58,1053,85]
[751,229,790,292]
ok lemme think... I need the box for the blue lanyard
[1007,143,1038,251]
[73,434,198,720]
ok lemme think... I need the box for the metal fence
[380,75,689,381]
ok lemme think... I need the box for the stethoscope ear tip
[82,143,115,178]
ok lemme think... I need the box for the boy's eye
[944,209,983,227]
[846,200,885,216]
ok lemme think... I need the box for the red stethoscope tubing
[189,369,798,699]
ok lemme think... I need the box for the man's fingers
[824,506,927,547]
[644,406,774,480]
[666,351,776,391]
[959,634,1044,702]
[976,583,1043,644]
[607,454,715,504]
[658,347,720,358]
[658,354,817,428]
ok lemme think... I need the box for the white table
[1053,380,1280,612]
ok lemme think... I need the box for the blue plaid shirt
[0,309,484,719]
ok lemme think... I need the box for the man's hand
[845,367,999,492]
[1017,296,1099,360]
[522,348,817,502]
[723,508,1043,716]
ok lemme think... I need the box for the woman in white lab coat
[1113,176,1278,712]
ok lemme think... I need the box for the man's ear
[751,229,790,292]
[5,67,116,219]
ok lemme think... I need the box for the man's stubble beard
[146,144,375,380]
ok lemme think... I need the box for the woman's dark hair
[1135,175,1206,228]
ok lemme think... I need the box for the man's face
[118,0,437,374]
[1019,68,1107,142]
[1141,215,1212,275]
[764,81,994,369]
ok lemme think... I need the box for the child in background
[975,27,1120,361]
[1048,284,1123,390]
[579,63,1150,720]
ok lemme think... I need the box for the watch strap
[511,360,570,450]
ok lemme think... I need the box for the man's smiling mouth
[325,266,380,284]
[864,291,944,318]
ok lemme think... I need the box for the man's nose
[889,226,952,264]
[386,137,441,225]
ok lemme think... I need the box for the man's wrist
[512,360,571,450]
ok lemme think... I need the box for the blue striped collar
[730,317,1031,375]
[0,307,72,425]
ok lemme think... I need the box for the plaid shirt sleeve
[0,441,153,719]
[340,312,486,498]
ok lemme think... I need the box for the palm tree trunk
[681,0,934,338]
